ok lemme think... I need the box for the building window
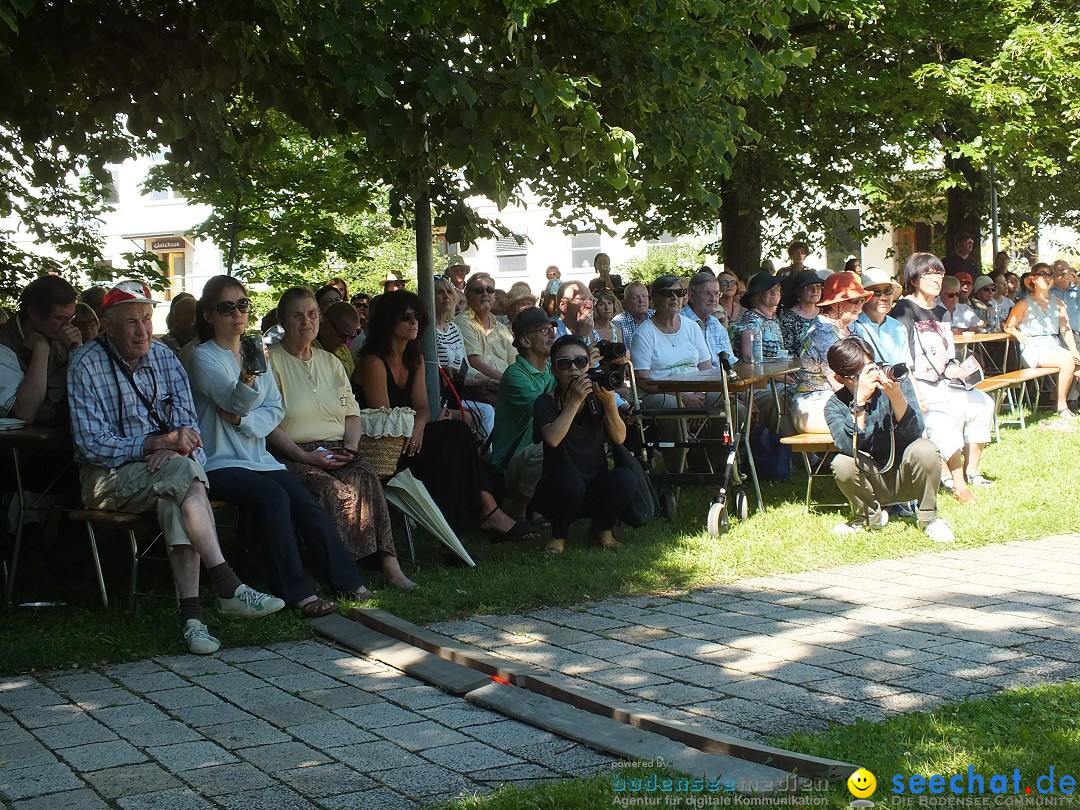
[570,231,602,271]
[104,170,120,204]
[496,233,527,276]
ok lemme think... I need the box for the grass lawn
[425,680,1080,809]
[3,413,1078,675]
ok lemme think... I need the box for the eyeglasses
[554,355,591,371]
[869,289,894,298]
[920,270,945,278]
[719,280,738,288]
[1032,271,1052,278]
[655,288,687,298]
[214,298,252,316]
[352,301,369,309]
[468,286,495,295]
[398,311,425,323]
[529,324,556,335]
[942,293,961,299]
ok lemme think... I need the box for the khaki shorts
[79,456,209,548]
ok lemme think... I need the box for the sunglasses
[869,289,894,298]
[352,301,369,309]
[1032,271,1052,278]
[554,355,590,371]
[655,288,687,298]
[469,285,495,295]
[214,298,252,316]
[398,311,424,323]
[942,293,961,299]
[719,280,738,288]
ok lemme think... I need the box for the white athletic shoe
[183,619,221,655]
[833,509,888,535]
[218,584,286,618]
[921,518,955,543]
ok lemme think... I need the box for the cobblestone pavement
[3,535,1077,809]
[431,535,1080,742]
[0,641,611,809]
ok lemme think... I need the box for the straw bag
[357,407,414,478]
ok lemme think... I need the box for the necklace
[654,318,680,346]
[298,355,317,393]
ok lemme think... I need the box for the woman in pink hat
[790,272,872,433]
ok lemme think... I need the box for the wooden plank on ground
[517,673,855,781]
[348,607,547,681]
[310,614,490,695]
[466,681,798,793]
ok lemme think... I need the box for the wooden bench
[975,367,1058,440]
[69,500,235,610]
[780,433,846,513]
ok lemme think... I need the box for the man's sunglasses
[554,355,590,371]
[869,289,894,298]
[214,298,252,316]
[655,288,687,298]
[398,311,425,323]
[469,286,495,295]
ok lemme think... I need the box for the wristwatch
[852,403,867,415]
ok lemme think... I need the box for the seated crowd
[3,246,1079,654]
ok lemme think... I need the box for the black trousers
[533,467,637,539]
[207,467,363,603]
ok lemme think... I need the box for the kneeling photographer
[533,335,637,554]
[825,337,954,543]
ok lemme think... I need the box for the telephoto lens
[884,363,908,382]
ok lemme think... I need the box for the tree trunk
[720,152,763,281]
[415,193,440,414]
[944,152,984,257]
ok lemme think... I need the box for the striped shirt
[68,338,205,468]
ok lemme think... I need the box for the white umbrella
[384,469,475,567]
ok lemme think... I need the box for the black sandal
[481,507,540,543]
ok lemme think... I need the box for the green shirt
[491,355,554,467]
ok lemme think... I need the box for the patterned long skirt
[283,442,397,562]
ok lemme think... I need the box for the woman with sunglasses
[533,335,637,554]
[354,291,535,540]
[1003,263,1080,418]
[890,253,994,502]
[715,272,743,327]
[264,286,415,590]
[433,276,495,439]
[185,276,378,615]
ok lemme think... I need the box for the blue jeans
[207,467,363,603]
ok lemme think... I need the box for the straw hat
[506,282,536,309]
[859,266,902,298]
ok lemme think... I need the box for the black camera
[595,339,627,361]
[884,363,908,382]
[588,365,627,391]
[588,340,628,391]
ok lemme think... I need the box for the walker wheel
[707,501,729,537]
[660,489,677,522]
[733,489,750,521]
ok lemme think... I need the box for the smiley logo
[847,768,877,799]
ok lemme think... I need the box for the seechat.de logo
[849,768,877,807]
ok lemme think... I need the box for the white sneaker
[968,474,996,487]
[921,518,955,543]
[218,584,286,618]
[183,619,221,655]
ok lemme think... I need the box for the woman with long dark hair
[353,291,535,540]
[186,276,376,613]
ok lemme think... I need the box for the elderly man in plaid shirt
[68,281,284,655]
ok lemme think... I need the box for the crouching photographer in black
[532,335,636,554]
[824,336,955,543]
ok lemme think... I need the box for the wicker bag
[356,407,415,478]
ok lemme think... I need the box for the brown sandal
[296,597,338,618]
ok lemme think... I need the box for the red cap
[956,272,974,284]
[100,280,160,312]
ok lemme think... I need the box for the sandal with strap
[295,597,338,618]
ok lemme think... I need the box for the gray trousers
[831,437,940,524]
